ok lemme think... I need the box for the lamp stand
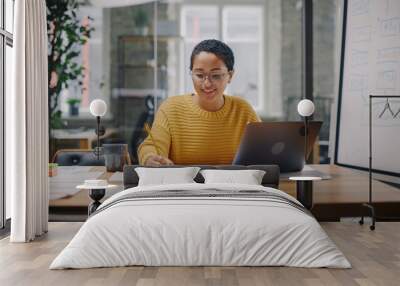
[304,116,309,163]
[94,116,105,160]
[97,116,101,160]
[298,116,313,209]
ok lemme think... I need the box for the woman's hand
[144,155,174,167]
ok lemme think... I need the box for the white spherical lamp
[297,99,315,117]
[90,99,107,117]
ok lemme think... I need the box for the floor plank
[1,222,400,286]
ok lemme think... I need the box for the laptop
[232,121,322,172]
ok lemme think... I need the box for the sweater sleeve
[241,98,261,123]
[248,107,261,123]
[137,107,171,165]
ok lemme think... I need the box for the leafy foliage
[134,8,149,28]
[47,0,94,128]
[66,98,81,105]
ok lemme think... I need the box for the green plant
[66,98,81,105]
[47,0,94,129]
[134,8,149,28]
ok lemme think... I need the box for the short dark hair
[190,39,235,71]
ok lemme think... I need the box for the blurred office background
[48,0,340,165]
[1,0,342,221]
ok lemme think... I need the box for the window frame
[180,3,265,111]
[0,0,13,231]
[222,5,264,111]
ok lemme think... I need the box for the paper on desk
[108,171,123,183]
[49,166,104,200]
[281,165,332,180]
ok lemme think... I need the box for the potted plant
[66,98,81,116]
[47,0,94,127]
[47,0,94,157]
[133,8,149,35]
[48,163,58,177]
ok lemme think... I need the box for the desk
[49,166,123,207]
[283,165,400,220]
[49,165,400,220]
[52,128,116,149]
[277,164,400,200]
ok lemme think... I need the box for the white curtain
[7,0,49,242]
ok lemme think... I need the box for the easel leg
[362,203,376,231]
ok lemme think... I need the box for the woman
[138,39,260,166]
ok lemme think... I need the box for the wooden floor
[1,222,400,286]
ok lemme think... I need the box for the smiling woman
[137,39,260,166]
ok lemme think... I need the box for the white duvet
[50,183,351,269]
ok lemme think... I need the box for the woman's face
[191,51,233,104]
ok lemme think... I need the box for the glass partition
[46,0,339,219]
[5,44,12,221]
[5,0,13,33]
[313,0,340,163]
[1,0,14,229]
[0,36,3,228]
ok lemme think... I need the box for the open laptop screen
[232,121,322,172]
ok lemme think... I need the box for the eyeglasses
[190,71,229,84]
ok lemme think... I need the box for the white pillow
[135,167,201,186]
[200,169,266,185]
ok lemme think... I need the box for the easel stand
[359,95,400,231]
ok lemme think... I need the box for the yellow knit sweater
[137,94,260,165]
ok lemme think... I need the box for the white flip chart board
[335,0,400,176]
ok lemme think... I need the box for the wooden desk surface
[52,128,116,141]
[49,164,400,208]
[49,166,121,207]
[310,164,400,204]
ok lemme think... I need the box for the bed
[50,165,350,269]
